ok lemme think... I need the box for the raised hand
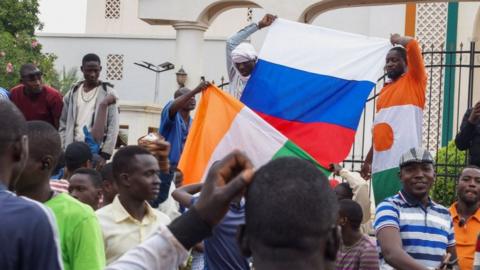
[468,101,480,124]
[258,14,277,29]
[193,151,254,226]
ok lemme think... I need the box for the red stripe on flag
[257,112,356,167]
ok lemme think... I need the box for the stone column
[173,21,208,89]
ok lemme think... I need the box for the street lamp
[134,61,175,103]
[176,66,188,87]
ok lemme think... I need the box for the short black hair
[174,87,190,99]
[82,53,101,65]
[65,142,92,172]
[26,121,61,165]
[19,63,39,77]
[389,46,407,62]
[458,165,480,180]
[0,100,27,155]
[462,165,480,171]
[339,199,363,230]
[100,162,114,183]
[335,182,354,199]
[72,168,102,188]
[112,146,152,180]
[246,157,338,255]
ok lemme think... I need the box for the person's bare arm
[172,183,203,208]
[377,227,429,270]
[391,33,426,83]
[168,81,209,119]
[360,147,373,180]
[106,151,254,270]
[91,94,116,143]
[390,33,413,47]
[468,102,480,124]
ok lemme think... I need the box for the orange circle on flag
[373,122,394,152]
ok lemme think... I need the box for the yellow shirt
[450,202,480,270]
[96,195,171,264]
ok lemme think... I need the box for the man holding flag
[362,33,428,205]
[226,13,276,98]
[180,19,392,184]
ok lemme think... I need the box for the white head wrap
[231,43,258,64]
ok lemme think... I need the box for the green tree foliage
[0,0,43,35]
[431,141,466,206]
[0,0,59,90]
[57,67,79,95]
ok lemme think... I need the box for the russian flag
[241,19,391,167]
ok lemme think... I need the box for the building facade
[37,0,480,154]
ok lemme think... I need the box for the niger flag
[372,40,427,205]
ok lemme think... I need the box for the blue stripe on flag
[241,59,375,130]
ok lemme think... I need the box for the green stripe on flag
[372,167,402,205]
[273,140,331,177]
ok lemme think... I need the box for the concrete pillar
[473,7,480,103]
[173,22,208,89]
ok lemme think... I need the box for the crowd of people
[1,14,480,270]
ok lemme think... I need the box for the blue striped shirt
[374,190,455,269]
[0,87,9,100]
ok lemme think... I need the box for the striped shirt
[0,87,9,100]
[336,234,379,270]
[50,179,70,193]
[374,190,455,269]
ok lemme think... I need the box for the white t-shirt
[74,84,99,142]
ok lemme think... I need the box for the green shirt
[45,193,105,270]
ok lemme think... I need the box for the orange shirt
[450,202,480,270]
[376,40,427,112]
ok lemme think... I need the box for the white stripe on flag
[372,105,423,173]
[200,106,288,181]
[260,19,391,82]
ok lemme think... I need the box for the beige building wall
[86,0,174,35]
[86,0,255,38]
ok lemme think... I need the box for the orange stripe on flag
[178,85,244,185]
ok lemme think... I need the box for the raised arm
[226,14,276,82]
[168,81,209,119]
[106,151,254,270]
[338,167,371,224]
[391,34,427,83]
[172,183,203,208]
[361,147,373,180]
[455,102,480,150]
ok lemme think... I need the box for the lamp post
[176,66,188,87]
[134,61,175,103]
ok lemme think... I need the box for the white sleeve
[339,169,372,224]
[105,225,189,270]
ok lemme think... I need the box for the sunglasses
[22,71,43,82]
